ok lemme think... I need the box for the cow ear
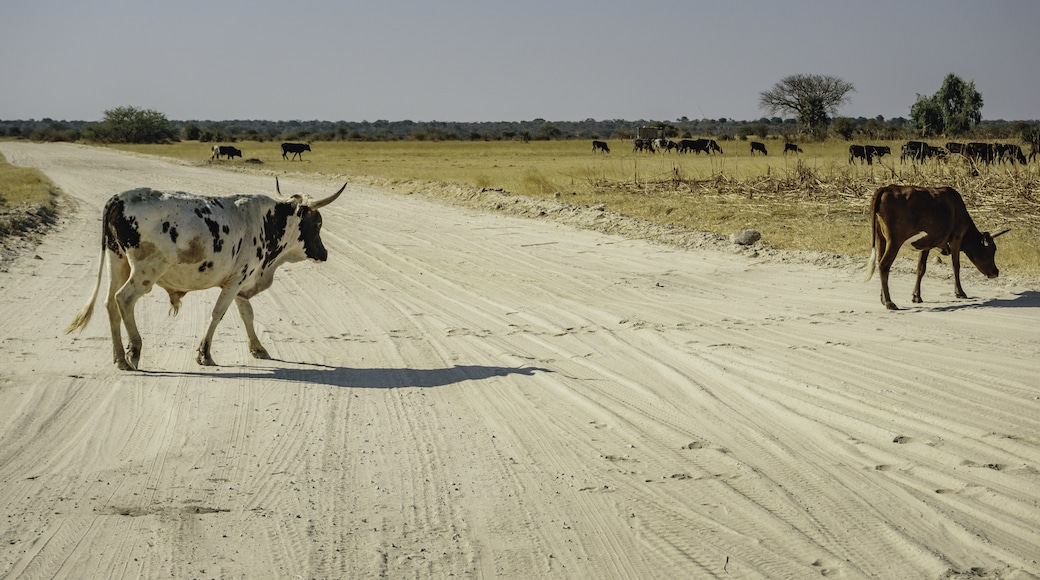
[289,194,304,206]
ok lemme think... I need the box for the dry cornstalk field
[109,139,1040,277]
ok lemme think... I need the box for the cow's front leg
[196,286,239,366]
[235,296,271,359]
[950,251,967,299]
[912,250,930,304]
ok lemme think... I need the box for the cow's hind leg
[912,249,930,303]
[105,254,133,369]
[114,257,170,370]
[235,296,271,359]
[877,235,901,310]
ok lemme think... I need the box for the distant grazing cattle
[281,142,311,160]
[996,143,1027,165]
[865,145,891,161]
[1030,141,1040,163]
[783,143,803,154]
[211,145,242,160]
[900,141,944,163]
[945,142,966,156]
[965,142,995,165]
[654,138,678,152]
[849,145,871,165]
[678,138,722,154]
[633,138,655,153]
[65,179,348,369]
[592,140,610,153]
[750,141,767,155]
[865,184,1007,310]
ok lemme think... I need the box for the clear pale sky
[2,0,1036,123]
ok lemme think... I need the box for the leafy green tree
[758,74,855,139]
[182,123,201,141]
[1009,121,1039,144]
[830,117,854,141]
[84,106,177,143]
[535,122,561,140]
[910,74,983,137]
[910,95,944,136]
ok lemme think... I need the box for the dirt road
[1,142,1038,578]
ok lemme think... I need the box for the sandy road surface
[1,142,1038,579]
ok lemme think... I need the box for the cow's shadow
[924,290,1040,312]
[151,363,551,389]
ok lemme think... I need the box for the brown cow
[865,184,1008,310]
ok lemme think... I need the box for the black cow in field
[678,138,722,154]
[592,140,610,153]
[633,139,655,153]
[211,145,242,160]
[900,141,945,163]
[945,142,966,156]
[866,145,891,161]
[849,145,871,165]
[281,142,311,161]
[783,143,803,154]
[966,142,995,165]
[996,143,1027,165]
[750,141,767,155]
[654,138,679,152]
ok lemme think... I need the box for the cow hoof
[885,301,899,310]
[912,296,923,304]
[116,358,134,371]
[195,350,217,366]
[251,347,271,360]
[126,347,141,370]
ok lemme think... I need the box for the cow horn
[310,183,348,209]
[275,177,282,196]
[991,229,1010,239]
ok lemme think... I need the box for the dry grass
[0,150,62,245]
[107,139,1040,278]
[0,151,58,207]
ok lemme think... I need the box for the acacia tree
[758,74,855,139]
[910,73,983,137]
[83,106,177,144]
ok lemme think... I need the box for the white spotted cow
[66,179,347,369]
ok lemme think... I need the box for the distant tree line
[3,107,1038,146]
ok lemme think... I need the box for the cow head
[274,178,346,262]
[963,228,1009,279]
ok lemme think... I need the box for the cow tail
[864,190,881,281]
[65,235,107,334]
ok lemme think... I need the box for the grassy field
[0,151,61,239]
[0,152,58,206]
[95,138,1040,278]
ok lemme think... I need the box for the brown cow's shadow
[149,363,551,389]
[923,290,1040,312]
